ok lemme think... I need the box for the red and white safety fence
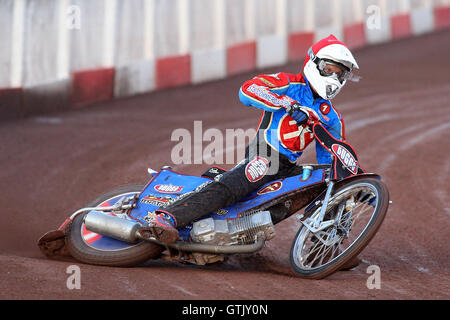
[0,0,448,121]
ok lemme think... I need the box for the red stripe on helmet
[303,35,349,68]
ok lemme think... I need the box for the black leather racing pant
[159,140,301,227]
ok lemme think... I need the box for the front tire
[66,185,164,267]
[290,178,389,279]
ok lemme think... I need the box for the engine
[190,210,276,245]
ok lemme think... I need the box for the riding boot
[138,210,179,243]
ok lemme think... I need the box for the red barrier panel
[434,6,450,30]
[288,32,314,61]
[391,14,412,39]
[156,54,191,90]
[343,23,366,49]
[70,68,115,107]
[226,42,256,76]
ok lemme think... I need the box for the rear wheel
[290,178,389,279]
[66,185,164,267]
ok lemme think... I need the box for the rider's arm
[239,73,297,112]
[315,103,346,164]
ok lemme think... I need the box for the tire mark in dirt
[378,122,450,172]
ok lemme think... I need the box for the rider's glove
[286,102,309,126]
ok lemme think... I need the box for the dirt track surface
[1,30,449,300]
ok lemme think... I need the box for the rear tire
[290,178,389,279]
[66,185,164,267]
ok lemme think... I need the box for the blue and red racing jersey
[239,72,345,164]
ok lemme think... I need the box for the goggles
[308,48,359,84]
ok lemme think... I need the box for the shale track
[0,30,449,300]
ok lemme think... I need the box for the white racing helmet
[303,35,359,100]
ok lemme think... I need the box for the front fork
[301,180,336,233]
[315,181,334,227]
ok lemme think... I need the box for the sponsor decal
[153,180,213,208]
[245,156,269,182]
[143,211,158,224]
[332,144,358,174]
[140,194,173,206]
[154,184,183,194]
[320,103,330,115]
[247,84,293,108]
[216,209,228,216]
[257,181,283,195]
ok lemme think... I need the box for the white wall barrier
[0,0,449,121]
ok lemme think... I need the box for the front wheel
[290,178,389,279]
[66,185,164,267]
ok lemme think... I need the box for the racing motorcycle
[38,122,390,279]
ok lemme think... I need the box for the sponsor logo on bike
[216,209,228,216]
[332,144,358,174]
[245,156,269,182]
[143,211,158,224]
[257,181,283,195]
[140,194,173,206]
[154,184,184,194]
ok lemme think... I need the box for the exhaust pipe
[84,211,266,254]
[158,233,266,254]
[83,211,141,243]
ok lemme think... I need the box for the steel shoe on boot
[138,211,179,243]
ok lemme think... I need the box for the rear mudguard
[303,173,382,215]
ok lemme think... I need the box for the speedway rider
[143,35,360,244]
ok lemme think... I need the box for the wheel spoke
[292,182,381,271]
